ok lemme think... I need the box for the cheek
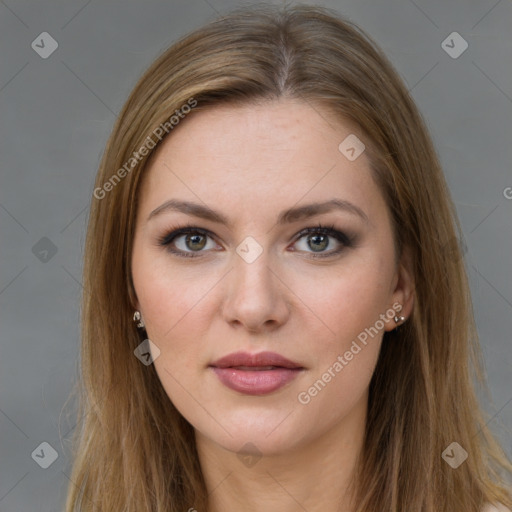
[132,258,211,403]
[290,260,390,392]
[291,269,388,426]
[132,248,213,343]
[290,256,392,345]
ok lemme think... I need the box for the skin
[131,98,415,512]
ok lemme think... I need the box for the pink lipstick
[209,351,304,395]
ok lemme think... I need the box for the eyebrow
[147,198,369,226]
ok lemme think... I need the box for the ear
[384,245,415,332]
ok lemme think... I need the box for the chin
[194,406,314,457]
[206,428,307,458]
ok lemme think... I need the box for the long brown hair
[64,3,512,511]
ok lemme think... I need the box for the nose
[221,247,291,334]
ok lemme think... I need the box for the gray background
[0,0,511,510]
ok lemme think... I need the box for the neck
[195,394,367,512]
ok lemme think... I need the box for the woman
[65,3,512,511]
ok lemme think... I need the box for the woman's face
[131,98,413,456]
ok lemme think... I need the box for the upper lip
[210,351,303,369]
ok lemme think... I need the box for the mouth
[210,350,303,369]
[209,351,305,395]
[229,365,286,371]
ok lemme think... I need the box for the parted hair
[64,3,512,511]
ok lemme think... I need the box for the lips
[209,351,304,395]
[210,351,303,370]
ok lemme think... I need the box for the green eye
[159,223,354,259]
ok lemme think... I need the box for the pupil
[309,234,328,252]
[187,233,206,250]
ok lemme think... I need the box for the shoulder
[482,503,512,512]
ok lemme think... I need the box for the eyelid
[157,225,217,247]
[292,224,353,246]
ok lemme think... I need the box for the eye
[291,223,354,258]
[158,225,220,258]
[157,222,354,259]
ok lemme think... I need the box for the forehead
[138,99,384,223]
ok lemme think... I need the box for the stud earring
[133,310,145,329]
[393,304,406,326]
[394,314,406,324]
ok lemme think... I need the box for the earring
[133,310,145,329]
[393,304,406,325]
[394,314,406,325]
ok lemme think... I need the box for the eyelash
[157,222,354,260]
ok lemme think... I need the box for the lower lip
[210,367,303,395]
